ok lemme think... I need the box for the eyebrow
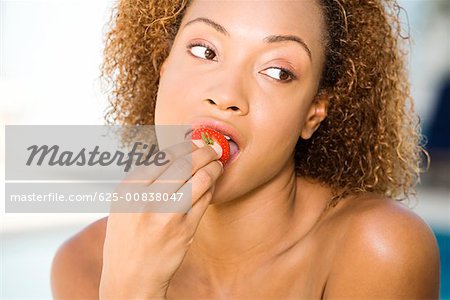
[183,17,312,61]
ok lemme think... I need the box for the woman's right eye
[187,43,218,61]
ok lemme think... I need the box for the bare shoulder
[51,216,108,299]
[323,194,440,299]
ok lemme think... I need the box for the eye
[187,42,218,61]
[261,67,297,83]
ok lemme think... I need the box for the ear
[300,92,329,140]
[159,59,168,77]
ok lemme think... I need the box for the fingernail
[192,139,205,148]
[217,160,224,172]
[209,143,222,158]
[192,139,222,158]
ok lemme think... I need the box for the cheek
[258,97,308,134]
[252,104,305,156]
[154,81,170,126]
[155,68,192,125]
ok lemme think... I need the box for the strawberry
[192,128,230,164]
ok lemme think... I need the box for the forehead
[181,0,326,61]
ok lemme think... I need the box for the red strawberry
[192,128,230,164]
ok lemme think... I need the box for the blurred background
[1,0,449,298]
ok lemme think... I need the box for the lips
[185,119,243,164]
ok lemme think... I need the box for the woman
[51,0,440,299]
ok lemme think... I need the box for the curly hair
[101,0,424,206]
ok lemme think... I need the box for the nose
[205,98,247,115]
[203,67,250,116]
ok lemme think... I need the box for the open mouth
[222,134,240,158]
[184,127,241,165]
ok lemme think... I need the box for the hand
[99,141,223,299]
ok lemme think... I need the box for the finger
[122,142,218,214]
[155,143,221,184]
[121,140,195,183]
[185,159,222,224]
[185,186,214,229]
[189,159,222,207]
[175,159,222,212]
[140,159,222,214]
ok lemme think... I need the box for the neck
[186,158,333,284]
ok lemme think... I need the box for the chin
[209,175,248,205]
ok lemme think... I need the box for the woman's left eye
[261,67,296,82]
[187,43,217,61]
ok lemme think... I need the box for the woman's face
[155,0,327,202]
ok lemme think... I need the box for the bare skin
[51,1,440,298]
[51,184,440,299]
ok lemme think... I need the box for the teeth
[224,135,231,140]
